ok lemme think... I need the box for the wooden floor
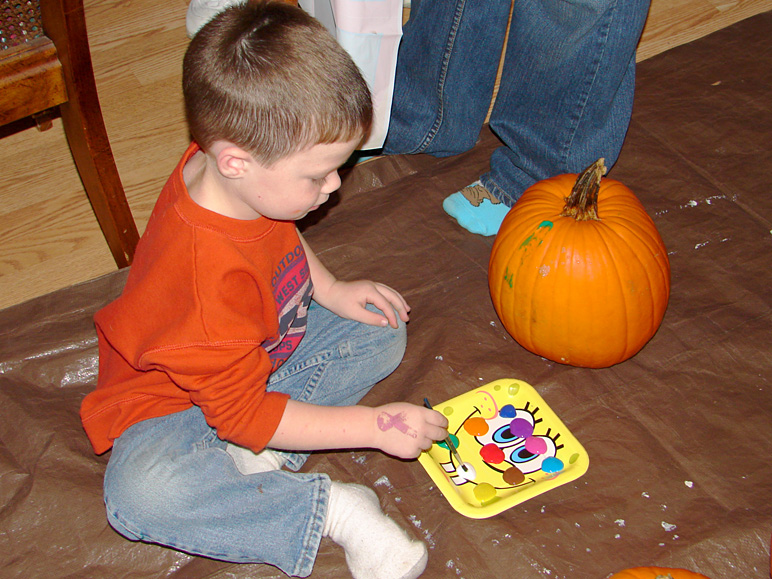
[1,0,770,310]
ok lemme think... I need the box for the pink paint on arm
[377,412,418,439]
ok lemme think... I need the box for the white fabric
[299,0,403,150]
[324,482,428,579]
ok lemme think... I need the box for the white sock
[226,443,286,475]
[323,482,428,579]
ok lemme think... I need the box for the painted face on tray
[440,401,565,488]
[470,404,562,475]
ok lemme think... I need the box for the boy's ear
[215,144,252,179]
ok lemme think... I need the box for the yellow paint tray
[418,379,589,518]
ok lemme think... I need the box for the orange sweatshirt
[81,143,312,454]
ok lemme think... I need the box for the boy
[79,2,448,578]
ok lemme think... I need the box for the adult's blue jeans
[383,0,651,206]
[103,302,406,577]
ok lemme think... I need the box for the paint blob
[474,483,497,503]
[509,417,534,438]
[524,436,548,455]
[541,457,564,474]
[438,434,459,451]
[503,466,526,485]
[457,462,476,481]
[499,404,517,418]
[464,417,489,436]
[480,443,505,464]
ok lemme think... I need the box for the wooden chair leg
[59,100,140,268]
[42,0,139,268]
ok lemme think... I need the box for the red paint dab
[480,443,505,464]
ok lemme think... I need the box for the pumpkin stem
[560,158,607,221]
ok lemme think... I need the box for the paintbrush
[424,398,472,476]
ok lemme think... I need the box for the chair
[0,0,139,267]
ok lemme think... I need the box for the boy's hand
[370,402,448,459]
[323,279,410,329]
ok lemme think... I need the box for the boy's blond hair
[183,0,373,165]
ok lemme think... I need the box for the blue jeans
[103,302,407,577]
[383,0,650,205]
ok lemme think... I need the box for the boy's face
[234,137,360,221]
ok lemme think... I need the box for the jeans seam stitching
[270,350,333,382]
[560,0,615,168]
[296,359,329,403]
[291,474,329,577]
[415,0,467,154]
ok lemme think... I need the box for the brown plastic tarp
[1,11,771,578]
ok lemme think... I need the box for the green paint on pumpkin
[519,220,554,250]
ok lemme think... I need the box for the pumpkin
[488,159,670,368]
[608,567,710,579]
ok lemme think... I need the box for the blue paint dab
[541,456,564,474]
[499,404,517,418]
